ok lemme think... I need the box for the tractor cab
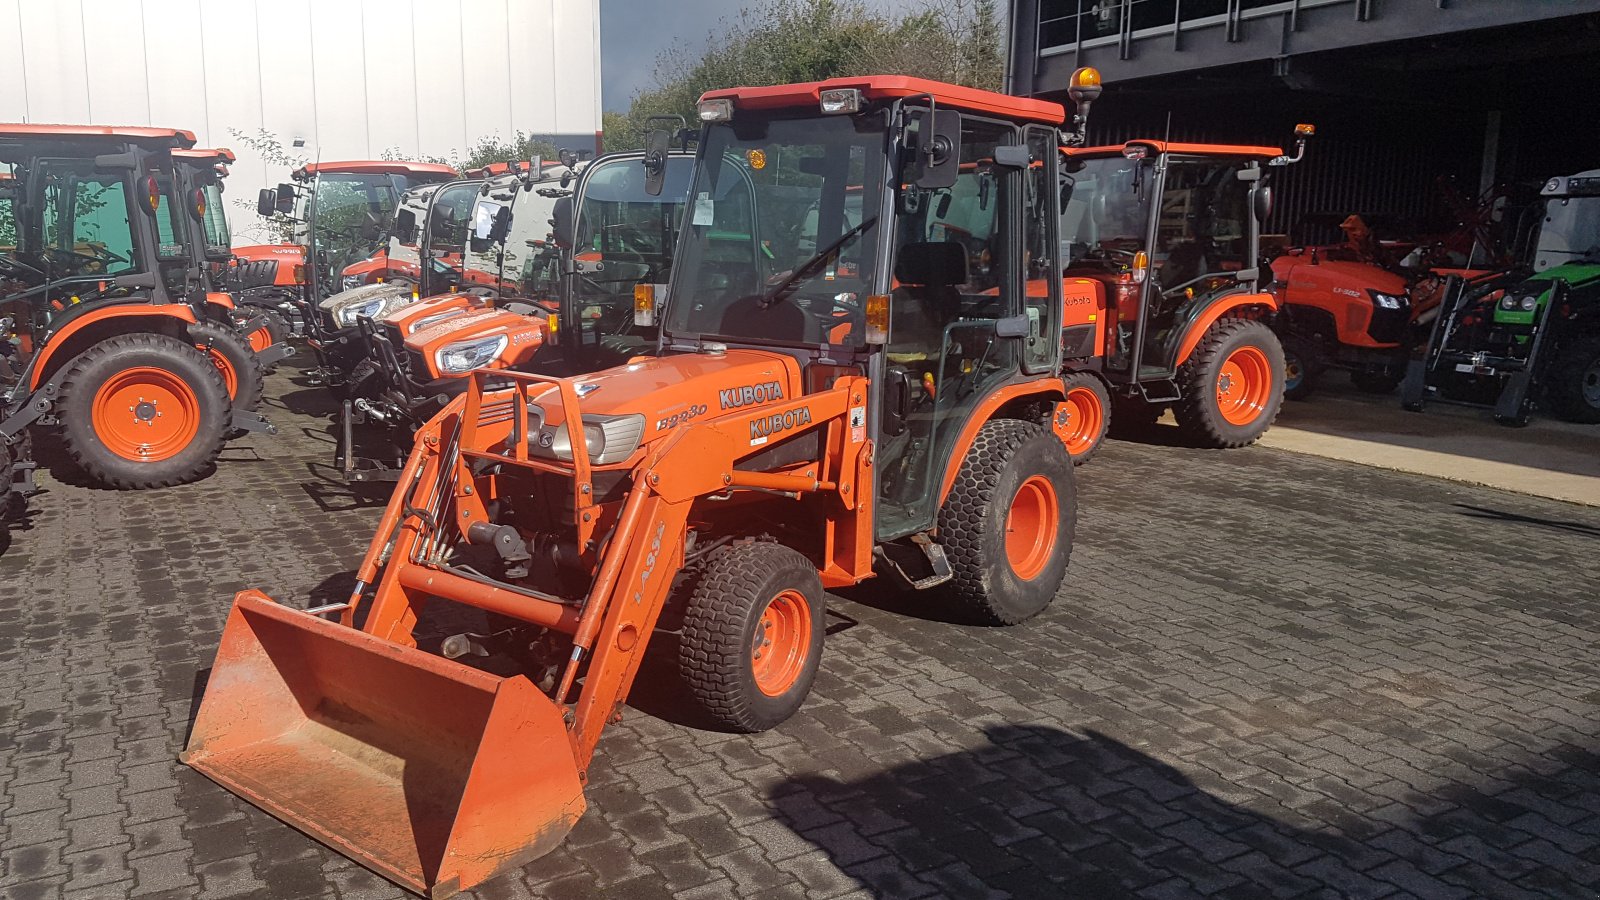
[1060,141,1282,385]
[0,125,267,501]
[655,77,1075,539]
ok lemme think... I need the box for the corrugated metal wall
[1085,98,1486,246]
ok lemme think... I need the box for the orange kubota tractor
[183,73,1117,897]
[0,125,271,499]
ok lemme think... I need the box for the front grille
[406,348,431,379]
[1367,306,1409,345]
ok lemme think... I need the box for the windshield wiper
[757,216,877,309]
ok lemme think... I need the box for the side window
[155,175,188,260]
[41,167,139,278]
[1153,159,1250,291]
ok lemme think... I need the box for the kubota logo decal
[749,407,812,446]
[719,380,784,409]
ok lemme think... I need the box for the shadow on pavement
[1454,503,1600,537]
[772,723,1597,898]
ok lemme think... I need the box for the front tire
[937,419,1075,625]
[1058,372,1111,465]
[190,319,265,413]
[1174,318,1285,448]
[1544,335,1600,424]
[1280,336,1322,401]
[57,333,231,490]
[677,541,825,733]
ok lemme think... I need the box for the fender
[1172,291,1278,368]
[28,304,199,390]
[936,378,1067,503]
[205,291,236,310]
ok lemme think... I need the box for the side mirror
[275,183,297,215]
[642,128,671,197]
[1253,185,1274,223]
[908,108,960,190]
[559,149,579,169]
[257,188,276,218]
[395,208,418,245]
[490,205,512,244]
[992,145,1030,168]
[551,196,574,248]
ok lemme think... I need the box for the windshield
[305,173,402,281]
[666,114,888,346]
[1060,154,1149,268]
[1535,196,1600,270]
[568,155,692,347]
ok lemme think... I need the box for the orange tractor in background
[182,70,1285,897]
[0,125,266,503]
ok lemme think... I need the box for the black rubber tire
[233,307,290,372]
[1280,336,1322,401]
[1058,371,1111,466]
[1543,335,1600,424]
[677,541,825,733]
[1350,367,1403,395]
[57,333,231,490]
[189,319,265,414]
[936,419,1075,626]
[1174,318,1285,448]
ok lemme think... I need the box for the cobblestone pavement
[2,359,1598,900]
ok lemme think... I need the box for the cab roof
[295,160,459,178]
[1066,140,1282,159]
[701,76,1066,126]
[173,147,236,163]
[0,123,197,146]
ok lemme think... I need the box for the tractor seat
[889,241,967,358]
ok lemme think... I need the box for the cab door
[875,115,1023,540]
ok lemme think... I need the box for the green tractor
[1402,170,1600,426]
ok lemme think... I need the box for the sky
[600,0,735,112]
[600,0,905,113]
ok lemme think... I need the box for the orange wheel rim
[1004,475,1059,581]
[248,327,272,353]
[198,344,238,399]
[90,367,202,462]
[751,589,812,697]
[1216,345,1272,426]
[1062,386,1104,457]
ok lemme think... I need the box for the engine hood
[531,350,804,446]
[1272,255,1409,302]
[405,307,546,379]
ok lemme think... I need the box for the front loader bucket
[182,591,586,898]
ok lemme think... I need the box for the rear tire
[1280,337,1322,401]
[677,541,825,733]
[1544,335,1600,424]
[57,333,230,490]
[190,319,265,413]
[936,419,1075,625]
[1058,372,1111,465]
[1174,318,1285,448]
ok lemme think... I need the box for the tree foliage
[604,0,1006,152]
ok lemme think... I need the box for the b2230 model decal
[655,404,708,431]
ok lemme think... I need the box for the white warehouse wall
[0,0,603,241]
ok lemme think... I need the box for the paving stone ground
[2,358,1598,899]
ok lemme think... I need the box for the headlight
[1499,294,1517,310]
[332,296,391,327]
[1519,295,1538,311]
[526,404,646,465]
[434,333,508,374]
[1370,291,1407,310]
[341,274,364,291]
